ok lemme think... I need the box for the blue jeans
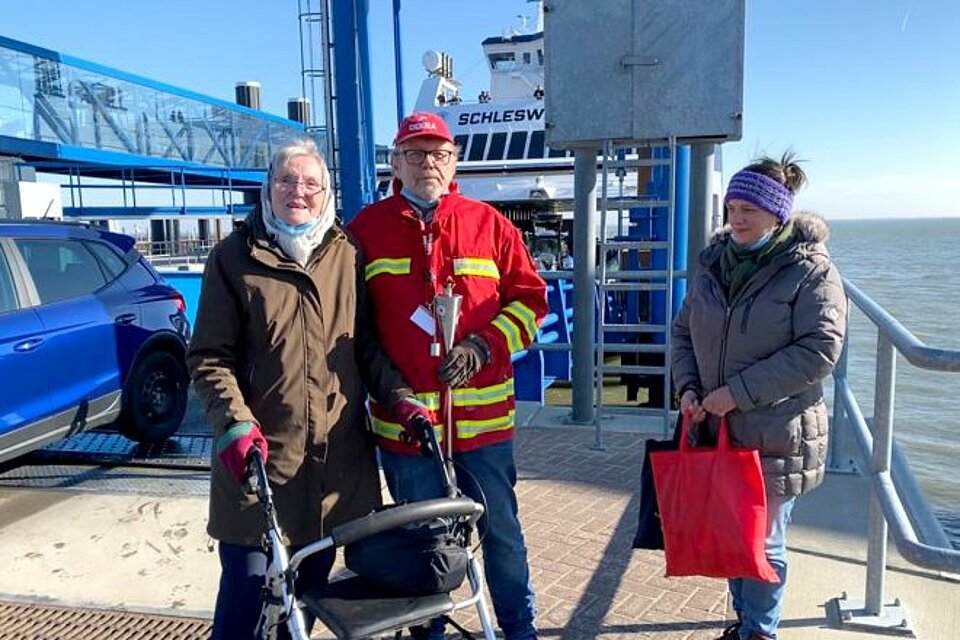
[729,494,796,639]
[212,541,336,640]
[380,440,538,640]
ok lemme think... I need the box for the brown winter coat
[672,213,847,497]
[187,210,410,546]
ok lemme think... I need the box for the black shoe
[715,622,741,640]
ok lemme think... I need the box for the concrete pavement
[0,402,956,638]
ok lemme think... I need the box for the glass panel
[467,133,488,161]
[528,131,545,159]
[487,132,507,161]
[0,250,17,313]
[0,39,304,169]
[488,52,516,71]
[85,240,127,280]
[454,134,468,160]
[15,239,107,304]
[506,131,528,160]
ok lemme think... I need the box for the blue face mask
[744,230,774,251]
[272,214,321,236]
[401,186,439,211]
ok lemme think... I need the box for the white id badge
[410,305,436,336]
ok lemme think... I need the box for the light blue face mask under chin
[272,213,321,236]
[401,186,439,210]
[742,229,774,251]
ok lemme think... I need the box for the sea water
[826,216,960,542]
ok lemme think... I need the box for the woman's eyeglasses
[274,176,326,195]
[395,149,456,166]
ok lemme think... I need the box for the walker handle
[331,497,482,546]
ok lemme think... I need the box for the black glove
[437,334,490,388]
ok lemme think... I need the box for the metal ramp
[0,34,304,221]
[26,430,211,469]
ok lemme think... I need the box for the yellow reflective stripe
[456,411,515,438]
[370,416,405,441]
[371,416,444,443]
[453,258,500,279]
[503,301,539,342]
[368,392,440,412]
[492,314,523,354]
[415,392,441,411]
[452,379,515,407]
[365,258,411,281]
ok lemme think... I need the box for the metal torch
[433,280,462,489]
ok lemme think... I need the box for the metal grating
[0,600,211,639]
[0,461,210,496]
[28,432,212,469]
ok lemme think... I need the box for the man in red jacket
[349,112,546,640]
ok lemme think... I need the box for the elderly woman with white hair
[187,138,415,640]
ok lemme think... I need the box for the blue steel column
[392,0,405,122]
[672,145,689,310]
[331,0,377,221]
[356,0,377,208]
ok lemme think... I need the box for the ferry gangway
[827,278,960,635]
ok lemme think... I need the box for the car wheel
[119,350,188,443]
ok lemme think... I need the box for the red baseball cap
[394,112,454,145]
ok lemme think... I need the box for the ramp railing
[829,277,960,634]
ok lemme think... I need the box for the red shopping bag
[650,415,779,582]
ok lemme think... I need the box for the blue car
[0,220,191,464]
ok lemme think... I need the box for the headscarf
[260,155,336,267]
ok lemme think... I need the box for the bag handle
[678,414,731,453]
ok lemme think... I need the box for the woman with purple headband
[671,153,848,640]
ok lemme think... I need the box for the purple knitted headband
[724,170,794,224]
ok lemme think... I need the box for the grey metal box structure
[544,0,744,147]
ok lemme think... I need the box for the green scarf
[720,220,795,303]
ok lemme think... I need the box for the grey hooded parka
[671,212,847,497]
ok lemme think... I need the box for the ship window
[468,133,488,161]
[522,52,531,65]
[487,132,507,161]
[506,132,528,160]
[454,135,468,160]
[488,52,516,71]
[548,146,567,158]
[537,49,544,66]
[528,131,545,159]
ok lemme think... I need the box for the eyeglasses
[395,149,456,166]
[273,175,326,195]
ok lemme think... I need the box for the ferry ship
[0,3,957,638]
[377,2,655,269]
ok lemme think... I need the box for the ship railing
[829,277,960,632]
[135,239,216,266]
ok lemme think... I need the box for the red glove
[392,397,432,437]
[216,421,268,482]
[392,397,435,456]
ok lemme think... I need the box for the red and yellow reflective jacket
[348,184,547,454]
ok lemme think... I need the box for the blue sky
[3,0,959,218]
